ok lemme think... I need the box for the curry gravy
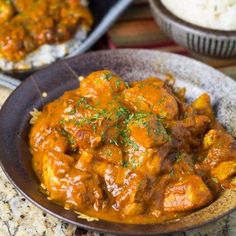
[29,70,236,224]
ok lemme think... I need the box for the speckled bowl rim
[150,0,236,36]
[0,49,236,235]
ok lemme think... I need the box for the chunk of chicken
[211,161,236,182]
[42,151,74,198]
[75,129,101,149]
[164,175,212,212]
[114,173,146,215]
[140,149,163,176]
[126,148,163,176]
[98,144,123,166]
[80,70,126,100]
[30,127,68,153]
[43,151,74,183]
[123,78,178,120]
[128,114,170,148]
[43,151,103,210]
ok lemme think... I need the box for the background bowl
[149,0,236,58]
[3,0,132,78]
[0,49,236,235]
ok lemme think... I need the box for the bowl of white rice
[149,0,236,58]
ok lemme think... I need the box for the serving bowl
[149,0,236,58]
[0,49,236,235]
[3,0,132,78]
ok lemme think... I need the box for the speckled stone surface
[0,69,236,235]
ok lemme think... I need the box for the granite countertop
[0,85,236,236]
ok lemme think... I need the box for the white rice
[0,0,89,71]
[0,27,88,71]
[161,0,236,31]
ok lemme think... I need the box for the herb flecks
[110,138,119,146]
[61,129,77,150]
[175,152,186,163]
[116,80,121,89]
[103,72,113,81]
[120,129,139,151]
[104,149,113,158]
[211,177,219,184]
[116,106,130,120]
[122,157,141,170]
[169,168,175,177]
[125,81,130,88]
[157,95,168,105]
[77,97,94,110]
[122,160,129,168]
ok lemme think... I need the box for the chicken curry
[0,0,92,62]
[29,70,236,224]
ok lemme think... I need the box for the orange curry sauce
[0,0,93,61]
[29,70,236,224]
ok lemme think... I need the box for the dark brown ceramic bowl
[0,49,236,235]
[149,0,236,58]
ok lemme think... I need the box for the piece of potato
[123,202,143,216]
[191,93,214,120]
[75,151,94,171]
[203,129,236,167]
[164,175,212,212]
[211,161,236,182]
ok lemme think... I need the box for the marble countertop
[0,85,235,236]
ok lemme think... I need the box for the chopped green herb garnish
[169,168,175,177]
[121,158,140,169]
[59,118,66,125]
[211,177,219,184]
[175,152,186,163]
[77,97,94,110]
[103,72,113,81]
[157,95,167,105]
[120,129,139,151]
[68,109,76,115]
[61,129,76,149]
[122,160,129,168]
[138,83,145,88]
[103,148,113,158]
[125,81,130,88]
[115,80,121,89]
[110,138,119,146]
[130,157,140,169]
[116,106,130,119]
